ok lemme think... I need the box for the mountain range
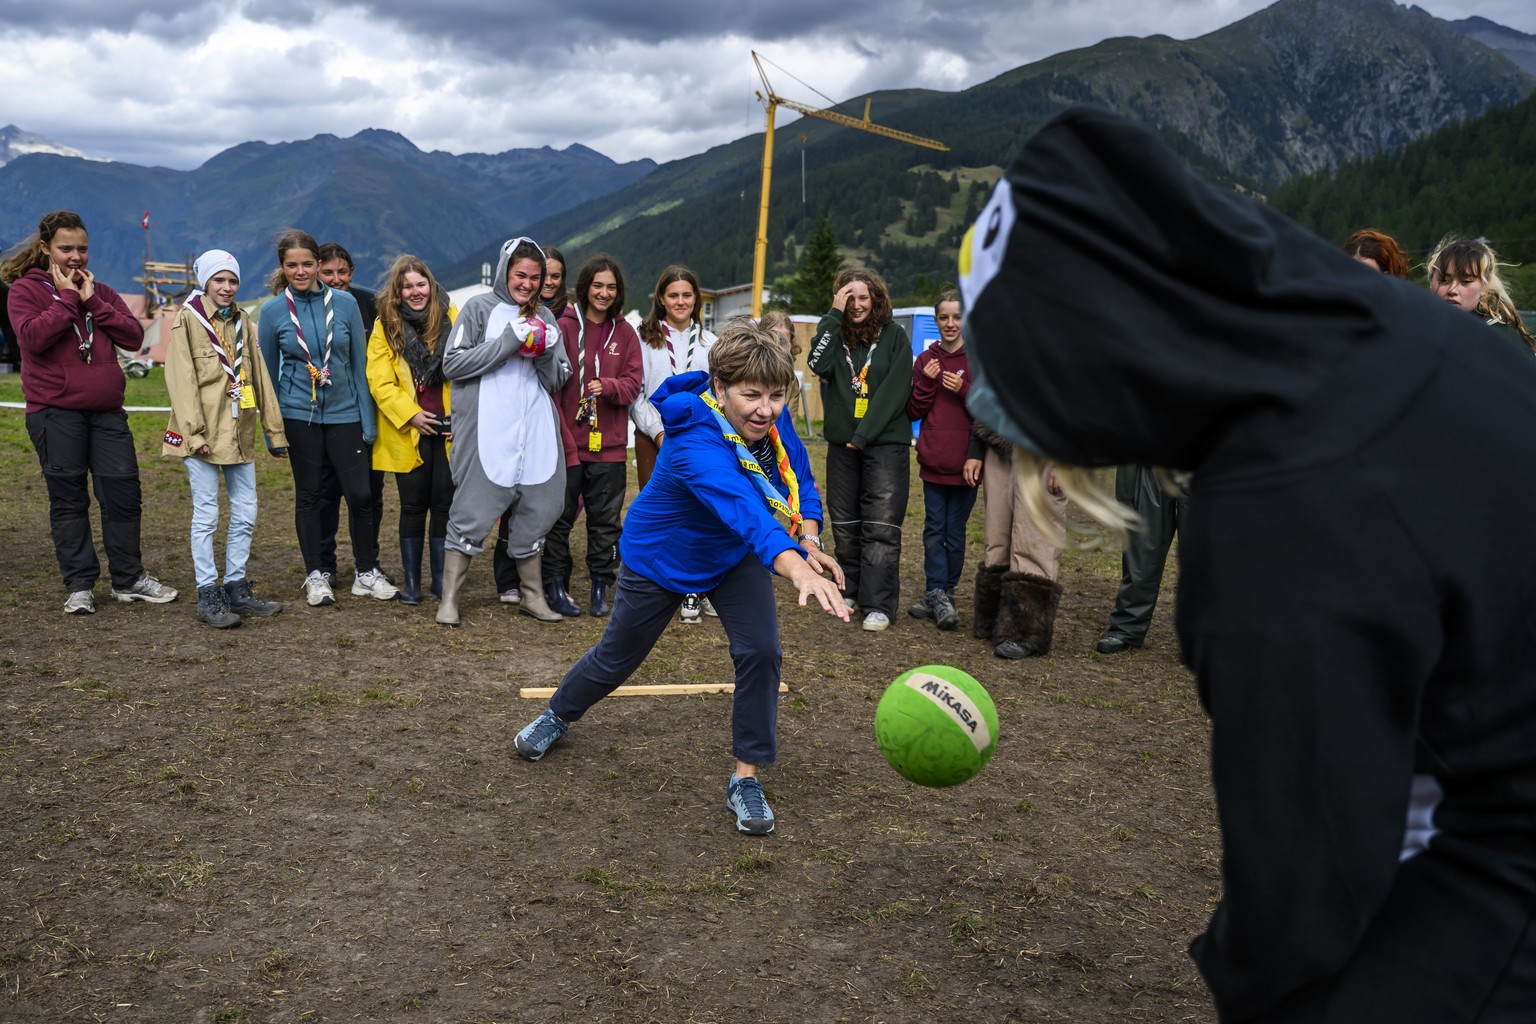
[1,0,1531,299]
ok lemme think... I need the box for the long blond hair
[377,254,447,357]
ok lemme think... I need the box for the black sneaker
[226,578,283,617]
[196,584,242,629]
[907,590,935,620]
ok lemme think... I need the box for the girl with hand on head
[163,250,288,628]
[257,228,394,607]
[366,255,459,607]
[2,209,178,614]
[806,266,914,633]
[543,253,643,619]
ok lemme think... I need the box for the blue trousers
[185,459,257,589]
[549,558,783,765]
[922,481,978,592]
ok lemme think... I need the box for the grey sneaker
[111,572,179,604]
[931,589,960,631]
[701,596,718,617]
[352,568,398,600]
[907,590,936,620]
[726,774,775,835]
[63,590,95,616]
[680,593,703,623]
[862,611,890,632]
[195,584,242,629]
[303,570,335,607]
[513,708,569,761]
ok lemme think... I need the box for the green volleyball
[874,666,999,787]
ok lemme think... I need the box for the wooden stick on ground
[518,682,790,699]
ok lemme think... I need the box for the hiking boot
[702,596,718,617]
[499,588,522,605]
[303,570,335,607]
[931,589,960,631]
[111,572,179,604]
[64,590,95,616]
[907,590,936,620]
[226,578,282,617]
[726,774,775,835]
[995,640,1037,660]
[513,708,569,761]
[862,611,890,632]
[353,568,398,600]
[680,593,703,623]
[195,584,242,629]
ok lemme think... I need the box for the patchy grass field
[0,371,1218,1023]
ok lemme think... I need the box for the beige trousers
[982,447,1066,580]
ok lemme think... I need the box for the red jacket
[907,341,974,485]
[10,268,144,413]
[555,308,643,464]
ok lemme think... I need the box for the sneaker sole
[352,585,398,600]
[111,590,177,604]
[513,739,551,761]
[680,616,702,624]
[862,621,890,632]
[735,819,774,835]
[306,593,335,607]
[499,595,522,605]
[65,606,94,616]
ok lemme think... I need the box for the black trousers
[395,436,453,542]
[1105,464,1186,644]
[824,442,909,617]
[284,418,373,575]
[26,407,145,591]
[541,460,626,587]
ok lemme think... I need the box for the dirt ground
[0,401,1219,1024]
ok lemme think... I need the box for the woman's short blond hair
[709,316,796,390]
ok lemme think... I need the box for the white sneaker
[110,571,179,604]
[303,570,335,607]
[862,611,890,632]
[843,596,858,614]
[680,593,702,623]
[499,588,522,605]
[353,568,399,600]
[701,596,718,617]
[64,590,95,615]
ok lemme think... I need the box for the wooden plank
[518,682,789,699]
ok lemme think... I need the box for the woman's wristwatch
[803,535,823,551]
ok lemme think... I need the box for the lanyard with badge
[576,315,613,453]
[187,294,253,419]
[842,339,877,419]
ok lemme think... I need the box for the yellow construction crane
[750,51,948,316]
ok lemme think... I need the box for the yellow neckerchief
[699,389,802,538]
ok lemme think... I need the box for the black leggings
[395,435,453,541]
[284,418,373,575]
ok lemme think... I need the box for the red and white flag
[141,210,150,230]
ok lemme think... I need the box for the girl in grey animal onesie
[436,237,571,626]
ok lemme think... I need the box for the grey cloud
[0,0,228,37]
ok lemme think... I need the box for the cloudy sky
[1,0,1532,170]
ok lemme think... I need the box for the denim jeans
[824,442,909,617]
[549,559,783,765]
[922,481,978,593]
[186,458,257,588]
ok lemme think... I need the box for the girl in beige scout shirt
[163,250,289,628]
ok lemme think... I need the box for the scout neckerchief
[285,284,334,404]
[699,389,802,538]
[186,293,249,419]
[575,314,614,447]
[51,283,95,363]
[842,335,878,419]
[666,321,698,375]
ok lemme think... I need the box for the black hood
[960,107,1512,478]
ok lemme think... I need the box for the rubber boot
[398,536,424,606]
[516,554,563,622]
[972,564,1006,640]
[429,537,446,598]
[545,576,583,617]
[590,577,613,618]
[436,550,472,627]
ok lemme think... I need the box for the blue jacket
[621,371,821,592]
[257,285,376,439]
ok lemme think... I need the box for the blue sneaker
[726,774,775,835]
[513,708,569,761]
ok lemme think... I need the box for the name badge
[853,397,869,420]
[239,383,256,409]
[588,431,603,453]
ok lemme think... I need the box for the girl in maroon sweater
[2,210,178,614]
[543,253,643,618]
[906,290,975,630]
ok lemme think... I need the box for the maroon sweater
[11,268,144,413]
[555,307,643,464]
[907,341,974,485]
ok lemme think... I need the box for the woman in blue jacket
[512,320,847,835]
[258,229,393,607]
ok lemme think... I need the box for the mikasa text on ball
[875,666,999,787]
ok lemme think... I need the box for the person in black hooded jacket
[960,107,1536,1024]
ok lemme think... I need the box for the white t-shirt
[630,321,716,440]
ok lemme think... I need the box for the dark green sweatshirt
[807,310,913,448]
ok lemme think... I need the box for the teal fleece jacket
[807,310,913,448]
[257,285,376,440]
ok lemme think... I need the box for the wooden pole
[518,682,789,700]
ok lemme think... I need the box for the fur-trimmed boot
[972,564,1007,640]
[993,572,1063,659]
